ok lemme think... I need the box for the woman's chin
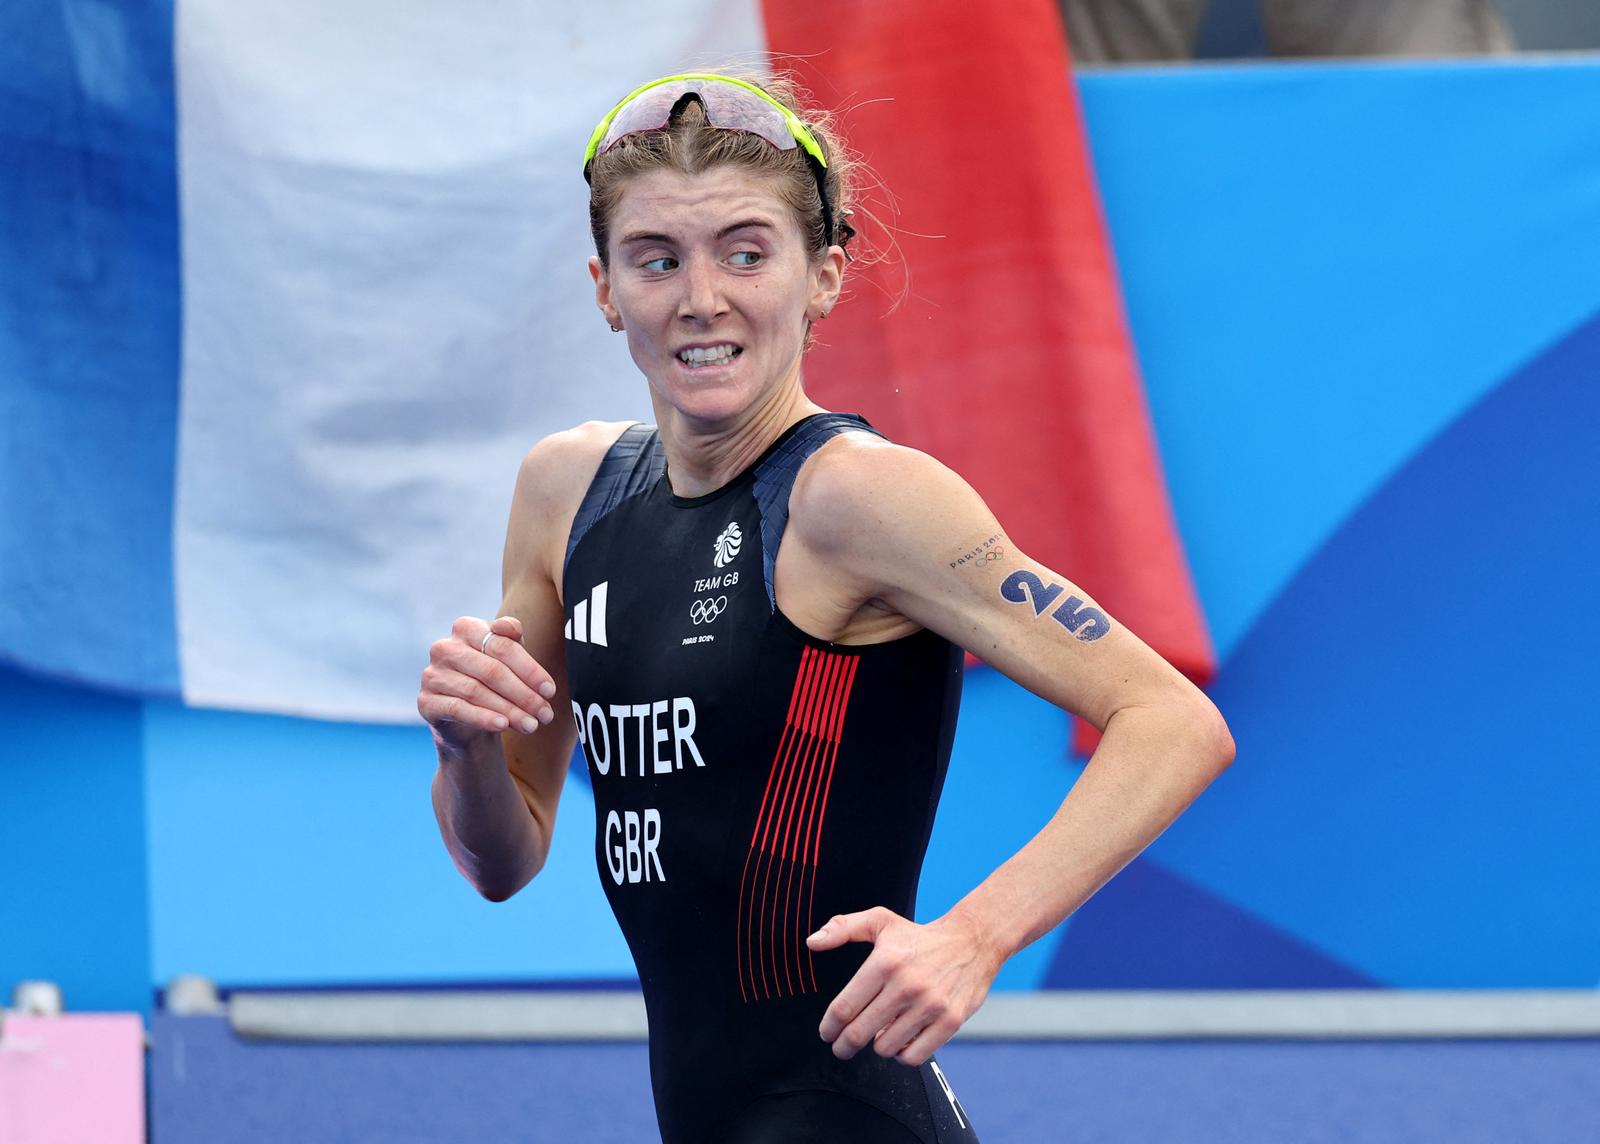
[652,376,764,425]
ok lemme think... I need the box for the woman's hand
[807,906,1004,1067]
[418,615,558,753]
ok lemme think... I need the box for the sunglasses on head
[583,74,847,252]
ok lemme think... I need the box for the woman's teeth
[678,345,741,366]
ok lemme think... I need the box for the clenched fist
[418,615,558,752]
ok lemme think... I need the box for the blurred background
[3,0,1597,1141]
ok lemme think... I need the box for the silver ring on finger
[480,630,495,653]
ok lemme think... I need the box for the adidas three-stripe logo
[929,1060,968,1128]
[565,582,609,646]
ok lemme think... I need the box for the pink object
[0,1013,145,1144]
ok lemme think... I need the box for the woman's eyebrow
[618,218,775,247]
[618,230,676,247]
[715,218,775,239]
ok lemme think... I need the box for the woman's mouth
[676,344,743,369]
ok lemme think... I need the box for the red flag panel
[762,0,1216,737]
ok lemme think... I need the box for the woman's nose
[677,256,727,322]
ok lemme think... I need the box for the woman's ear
[589,255,621,329]
[808,245,846,321]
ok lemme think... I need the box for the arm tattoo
[999,570,1112,642]
[948,532,1006,572]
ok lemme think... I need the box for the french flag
[2,0,1210,726]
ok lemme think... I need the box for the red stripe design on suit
[737,644,861,1002]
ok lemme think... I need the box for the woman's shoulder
[785,429,993,592]
[517,420,640,499]
[789,430,954,539]
[509,420,643,541]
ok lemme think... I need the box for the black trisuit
[562,412,980,1143]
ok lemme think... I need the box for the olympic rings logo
[690,596,728,625]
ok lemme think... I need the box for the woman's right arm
[420,423,627,901]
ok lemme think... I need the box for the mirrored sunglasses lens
[697,85,797,150]
[600,81,800,159]
[599,83,691,154]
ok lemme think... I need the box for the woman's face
[589,166,843,426]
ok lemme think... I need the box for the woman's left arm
[790,436,1236,1067]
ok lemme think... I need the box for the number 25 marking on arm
[999,570,1112,641]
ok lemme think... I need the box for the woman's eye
[641,256,678,272]
[729,250,762,267]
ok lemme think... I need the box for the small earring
[609,323,622,333]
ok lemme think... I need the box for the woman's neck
[653,382,824,498]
